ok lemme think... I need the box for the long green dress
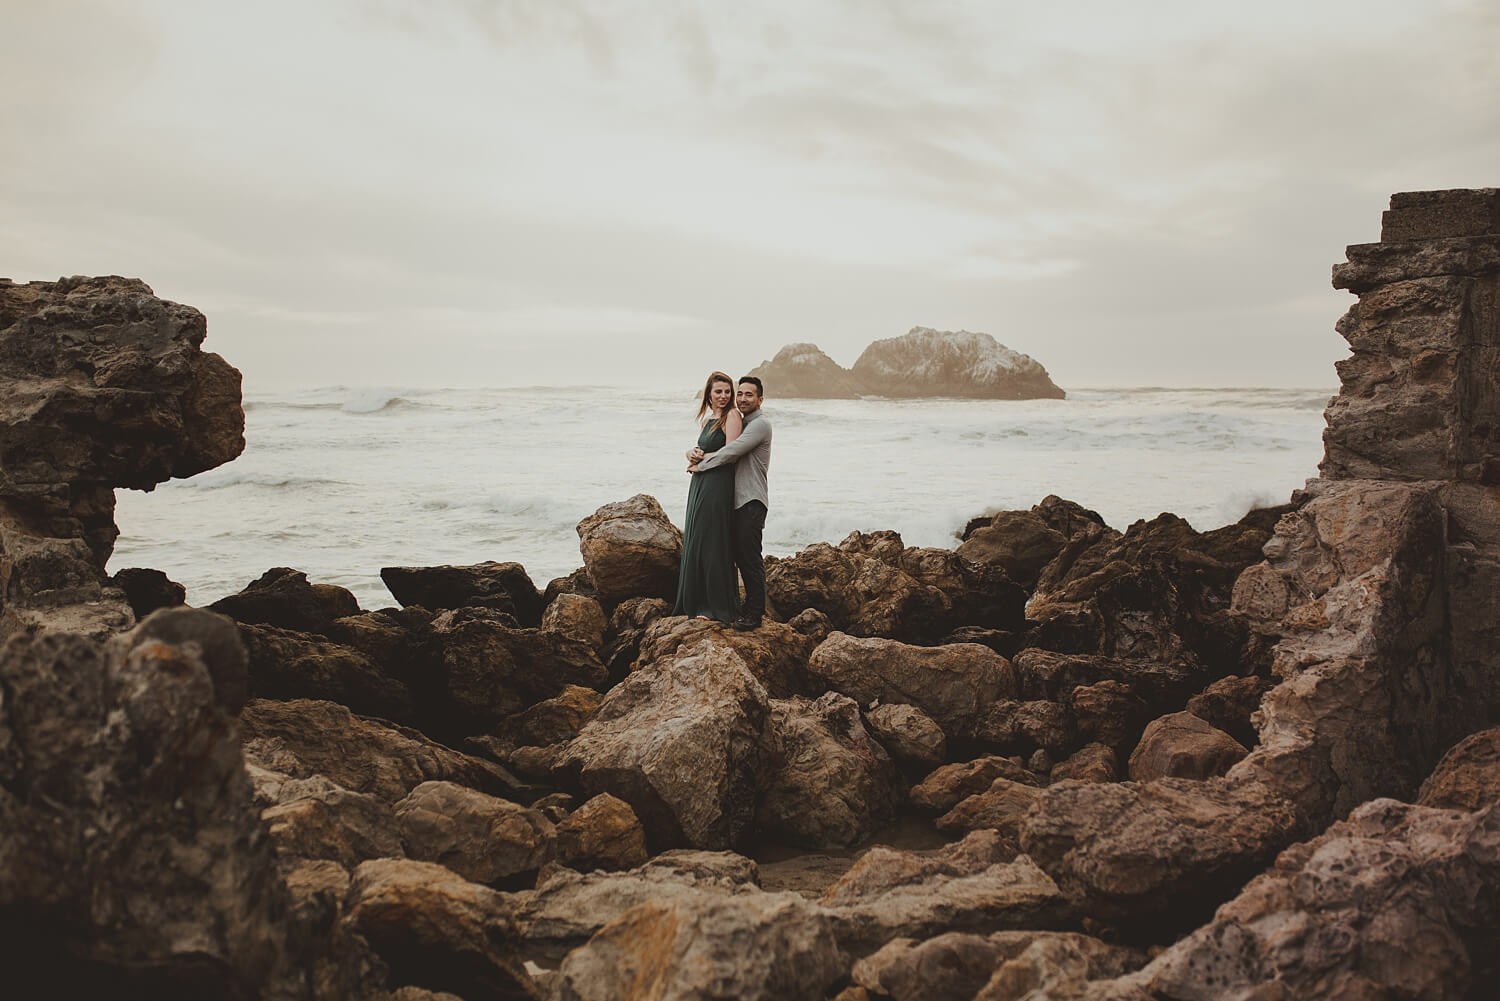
[672,420,738,621]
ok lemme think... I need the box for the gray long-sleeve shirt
[694,407,772,510]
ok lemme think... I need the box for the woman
[672,371,743,621]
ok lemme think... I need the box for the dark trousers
[732,500,767,619]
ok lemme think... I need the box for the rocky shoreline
[1,188,1498,1000]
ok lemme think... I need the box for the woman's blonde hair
[696,371,735,431]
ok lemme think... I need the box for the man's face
[736,382,763,415]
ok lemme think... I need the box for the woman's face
[710,380,733,411]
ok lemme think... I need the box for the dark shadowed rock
[0,615,297,998]
[598,596,671,679]
[239,620,416,721]
[958,510,1068,589]
[127,604,250,713]
[486,684,603,753]
[559,638,771,850]
[110,566,187,618]
[381,561,545,625]
[849,327,1065,399]
[756,692,898,849]
[766,541,952,642]
[240,697,529,804]
[210,566,361,637]
[1182,673,1271,749]
[575,494,682,604]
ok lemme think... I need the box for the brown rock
[957,510,1068,589]
[1128,711,1249,781]
[394,781,554,885]
[553,793,649,872]
[109,566,187,618]
[935,777,1043,845]
[1067,679,1148,750]
[380,561,545,625]
[1182,673,1271,748]
[632,613,817,696]
[808,632,1015,737]
[1050,742,1118,784]
[818,830,1071,955]
[254,768,404,868]
[558,638,771,850]
[0,617,297,997]
[910,756,1040,814]
[488,684,603,752]
[1090,799,1500,1001]
[238,620,415,722]
[575,494,682,604]
[756,692,898,849]
[209,566,361,638]
[541,591,607,650]
[847,327,1065,400]
[1417,726,1500,811]
[343,858,541,1000]
[239,698,528,804]
[865,702,947,769]
[766,540,951,641]
[554,890,847,1001]
[1019,777,1302,937]
[514,849,762,960]
[1031,495,1110,540]
[971,699,1075,757]
[598,596,671,678]
[854,930,1144,1001]
[745,341,865,397]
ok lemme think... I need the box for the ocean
[108,386,1335,611]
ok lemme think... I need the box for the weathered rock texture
[575,494,682,605]
[748,328,1065,399]
[0,276,244,638]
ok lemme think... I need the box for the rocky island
[1,188,1498,1000]
[748,328,1066,399]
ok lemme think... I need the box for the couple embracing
[672,372,772,630]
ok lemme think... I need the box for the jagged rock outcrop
[0,276,244,639]
[747,328,1065,399]
[380,561,545,626]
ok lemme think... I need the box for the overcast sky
[4,0,1497,392]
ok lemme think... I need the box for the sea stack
[747,326,1065,399]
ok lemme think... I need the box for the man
[690,376,772,630]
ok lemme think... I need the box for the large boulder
[957,510,1068,589]
[252,767,405,869]
[755,692,898,849]
[554,890,847,1001]
[552,793,650,873]
[0,276,244,639]
[632,613,818,696]
[0,611,298,998]
[934,777,1043,845]
[910,756,1041,814]
[848,327,1065,399]
[865,702,948,769]
[239,698,529,804]
[575,495,682,604]
[852,931,1143,1001]
[1082,799,1500,1001]
[380,561,544,626]
[808,632,1015,738]
[745,342,865,398]
[558,639,771,850]
[1416,726,1500,811]
[1019,777,1302,939]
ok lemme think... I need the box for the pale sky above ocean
[4,0,1496,392]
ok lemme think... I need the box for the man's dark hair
[738,375,764,397]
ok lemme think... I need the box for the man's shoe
[732,615,761,631]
